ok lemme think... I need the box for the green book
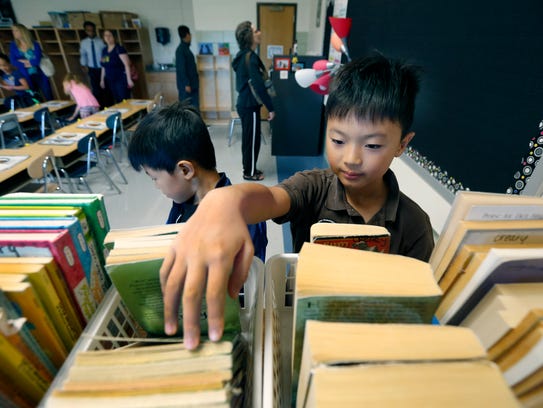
[106,258,242,337]
[291,243,442,404]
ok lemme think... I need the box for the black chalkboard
[347,1,543,193]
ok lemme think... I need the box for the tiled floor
[78,120,285,260]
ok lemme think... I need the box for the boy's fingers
[162,253,187,337]
[205,261,229,342]
[159,245,176,293]
[228,240,254,299]
[181,260,207,350]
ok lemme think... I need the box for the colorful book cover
[218,42,230,55]
[199,42,213,55]
[0,193,111,264]
[0,231,97,323]
[0,208,111,296]
[0,219,105,305]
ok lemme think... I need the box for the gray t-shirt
[274,168,434,261]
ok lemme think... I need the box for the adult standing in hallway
[100,29,133,103]
[232,21,275,181]
[9,23,53,101]
[175,25,199,110]
[79,21,107,107]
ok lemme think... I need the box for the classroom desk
[13,100,75,123]
[0,99,151,194]
[0,144,51,194]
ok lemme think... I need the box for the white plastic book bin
[263,253,299,408]
[38,258,266,408]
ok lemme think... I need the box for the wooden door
[257,3,296,71]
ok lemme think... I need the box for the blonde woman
[100,29,133,103]
[9,23,53,100]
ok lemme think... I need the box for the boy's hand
[159,190,254,350]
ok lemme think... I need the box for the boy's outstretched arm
[159,183,290,349]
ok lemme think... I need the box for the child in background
[62,73,100,121]
[127,101,268,262]
[159,53,435,349]
[0,52,37,109]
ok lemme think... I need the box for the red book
[310,223,391,253]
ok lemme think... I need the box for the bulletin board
[347,1,543,193]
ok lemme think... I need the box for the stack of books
[61,223,262,407]
[0,193,111,406]
[296,321,518,407]
[44,338,246,408]
[430,191,543,403]
[290,242,443,405]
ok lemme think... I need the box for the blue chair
[32,107,58,139]
[101,112,128,184]
[106,111,128,156]
[59,132,121,194]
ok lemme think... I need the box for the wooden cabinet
[197,55,232,122]
[145,71,177,104]
[0,27,152,100]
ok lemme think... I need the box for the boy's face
[143,165,195,204]
[325,115,413,193]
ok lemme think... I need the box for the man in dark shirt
[175,25,199,111]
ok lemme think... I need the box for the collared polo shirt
[274,168,434,261]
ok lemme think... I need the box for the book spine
[4,285,68,368]
[43,261,85,333]
[0,333,51,405]
[86,234,111,298]
[0,378,33,408]
[25,268,81,350]
[0,290,57,376]
[80,199,110,265]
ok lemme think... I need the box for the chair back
[33,107,57,138]
[25,148,63,192]
[105,112,125,147]
[77,131,103,173]
[0,112,28,148]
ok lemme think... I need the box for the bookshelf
[0,27,152,100]
[197,54,232,122]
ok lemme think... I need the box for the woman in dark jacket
[232,21,275,181]
[9,23,53,101]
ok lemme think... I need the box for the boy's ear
[177,160,195,179]
[396,132,415,156]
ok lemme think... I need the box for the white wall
[11,0,324,67]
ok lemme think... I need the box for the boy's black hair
[178,25,190,40]
[83,21,96,30]
[326,52,422,137]
[0,52,8,63]
[128,102,216,173]
[235,21,253,50]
